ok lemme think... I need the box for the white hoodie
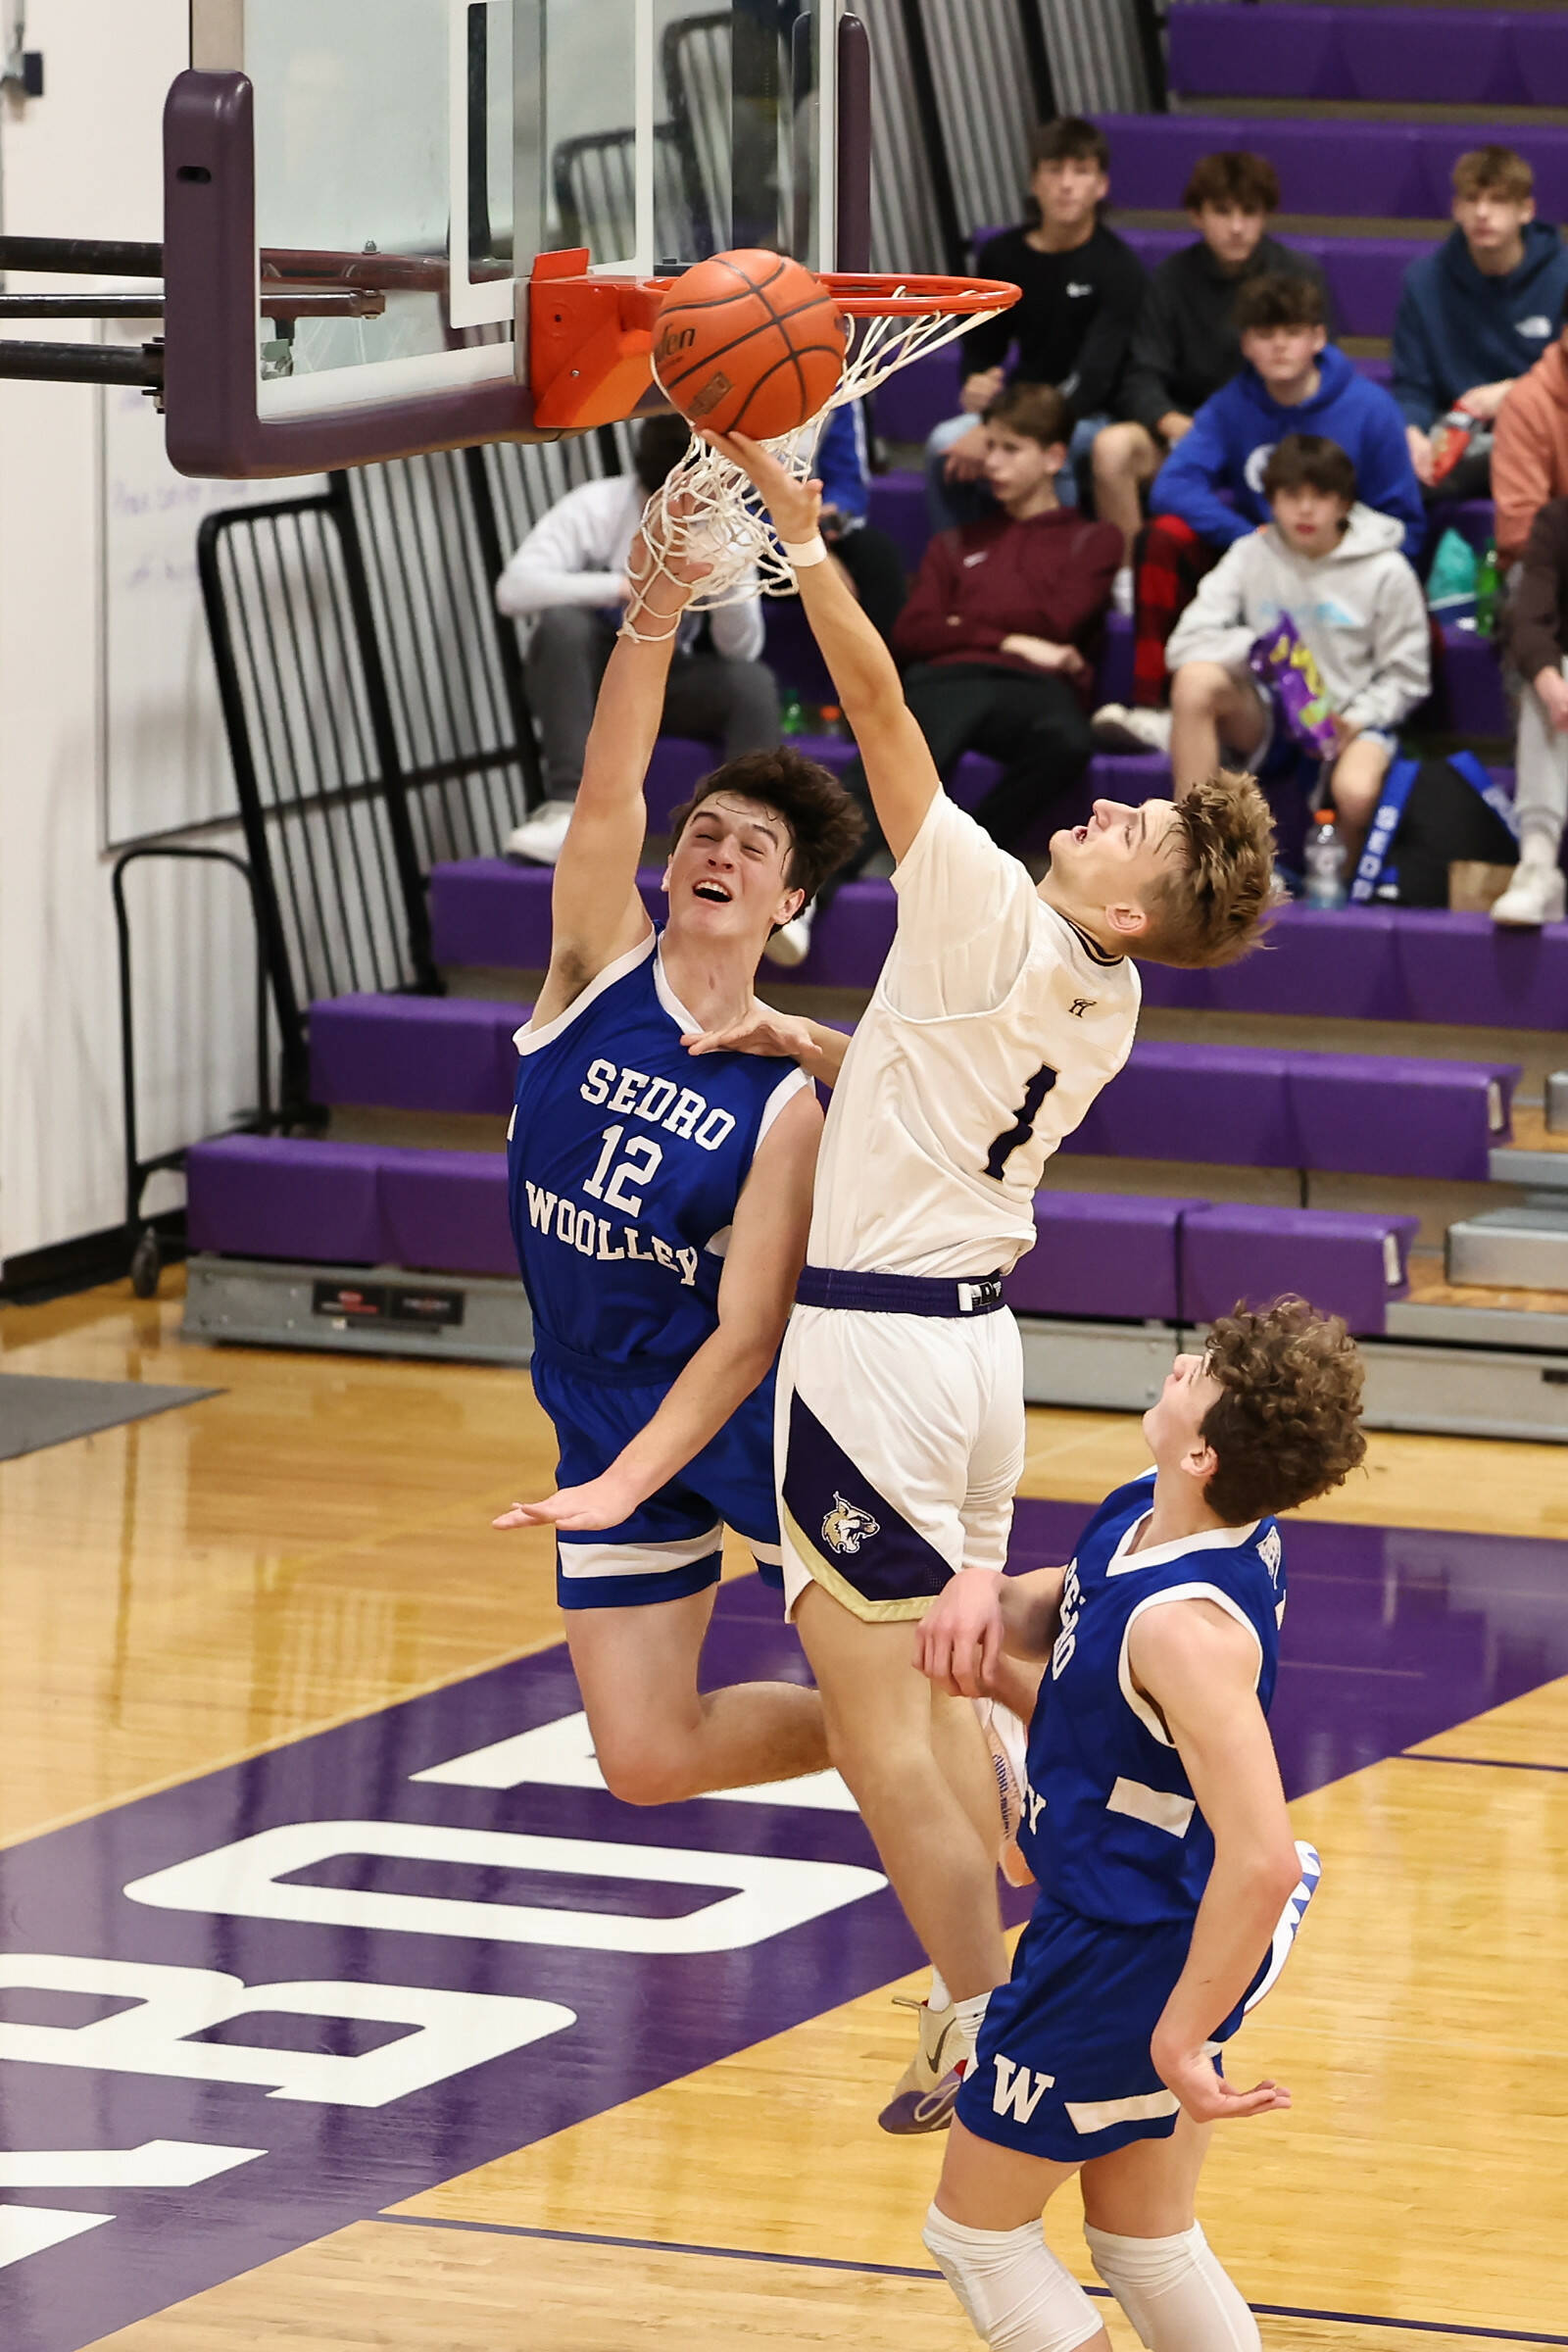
[1165,501,1430,735]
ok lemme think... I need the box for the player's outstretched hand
[915,1567,1006,1698]
[493,1471,637,1534]
[699,429,822,548]
[684,1002,833,1070]
[1152,2040,1292,2126]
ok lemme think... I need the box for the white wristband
[782,534,829,569]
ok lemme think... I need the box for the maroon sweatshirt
[892,507,1123,703]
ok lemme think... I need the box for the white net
[624,289,1008,638]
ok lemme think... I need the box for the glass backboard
[173,0,845,468]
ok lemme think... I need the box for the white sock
[1085,2221,1259,2351]
[953,1989,992,2070]
[927,1966,952,2012]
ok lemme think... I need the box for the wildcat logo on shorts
[821,1494,880,1556]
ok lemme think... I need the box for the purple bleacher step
[186,1135,516,1278]
[186,1134,1420,1338]
[1008,1192,1201,1324]
[1092,113,1568,229]
[872,351,963,445]
[1167,5,1562,109]
[1060,1039,1515,1183]
[1180,1202,1419,1338]
[310,993,526,1115]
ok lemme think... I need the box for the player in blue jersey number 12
[916,1298,1366,2352]
[494,505,862,1805]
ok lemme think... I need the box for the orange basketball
[654,249,848,439]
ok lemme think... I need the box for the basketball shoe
[878,1995,963,2134]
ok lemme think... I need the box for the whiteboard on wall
[98,323,324,849]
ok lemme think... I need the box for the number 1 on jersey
[983,1063,1058,1181]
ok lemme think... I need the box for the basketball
[654,248,848,439]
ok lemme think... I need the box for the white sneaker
[1111,565,1136,617]
[504,799,576,864]
[762,903,815,967]
[1113,706,1173,757]
[1491,862,1565,927]
[878,1994,963,2135]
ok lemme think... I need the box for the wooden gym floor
[0,1273,1562,2351]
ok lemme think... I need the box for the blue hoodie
[1393,220,1568,432]
[1152,345,1424,554]
[814,401,870,522]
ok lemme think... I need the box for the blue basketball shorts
[530,1352,783,1611]
[956,1899,1247,2165]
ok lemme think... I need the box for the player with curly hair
[914,1296,1367,2352]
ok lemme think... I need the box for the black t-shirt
[961,221,1149,422]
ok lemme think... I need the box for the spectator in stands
[1098,274,1423,754]
[810,400,906,644]
[1165,435,1429,866]
[921,117,1146,533]
[1394,146,1568,503]
[496,415,778,865]
[1493,290,1568,565]
[1492,497,1568,927]
[1097,150,1330,602]
[772,383,1120,965]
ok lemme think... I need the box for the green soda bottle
[780,687,806,736]
[1475,537,1500,637]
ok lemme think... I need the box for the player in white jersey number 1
[706,430,1278,2131]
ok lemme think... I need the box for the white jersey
[808,793,1141,1281]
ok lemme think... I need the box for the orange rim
[635,270,1019,318]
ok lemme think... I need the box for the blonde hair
[1137,771,1276,970]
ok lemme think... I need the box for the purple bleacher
[186,1136,386,1263]
[1167,6,1550,109]
[1286,1053,1515,1181]
[1394,910,1568,1031]
[1180,1203,1419,1337]
[865,471,929,572]
[1118,226,1426,343]
[1070,1042,1296,1169]
[872,353,963,445]
[378,1147,515,1277]
[1095,115,1568,228]
[309,994,523,1115]
[1008,1192,1200,1323]
[1433,624,1508,736]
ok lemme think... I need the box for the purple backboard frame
[163,27,874,480]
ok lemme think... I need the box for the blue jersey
[1019,1471,1287,1928]
[507,932,808,1372]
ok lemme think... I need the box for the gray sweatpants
[525,606,780,797]
[1514,659,1568,861]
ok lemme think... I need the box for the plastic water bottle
[779,687,807,737]
[1475,536,1501,637]
[1302,808,1348,909]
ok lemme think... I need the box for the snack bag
[1428,406,1478,485]
[1248,613,1339,757]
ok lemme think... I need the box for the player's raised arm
[1134,1597,1304,2123]
[532,516,709,1029]
[706,430,941,862]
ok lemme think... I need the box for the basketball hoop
[624,270,1020,637]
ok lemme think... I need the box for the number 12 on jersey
[583,1126,664,1217]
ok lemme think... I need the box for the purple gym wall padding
[186,1136,385,1262]
[378,1148,514,1277]
[1180,1203,1419,1337]
[1008,1192,1200,1322]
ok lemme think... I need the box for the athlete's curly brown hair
[668,748,865,903]
[1200,1296,1367,1526]
[1137,770,1277,969]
